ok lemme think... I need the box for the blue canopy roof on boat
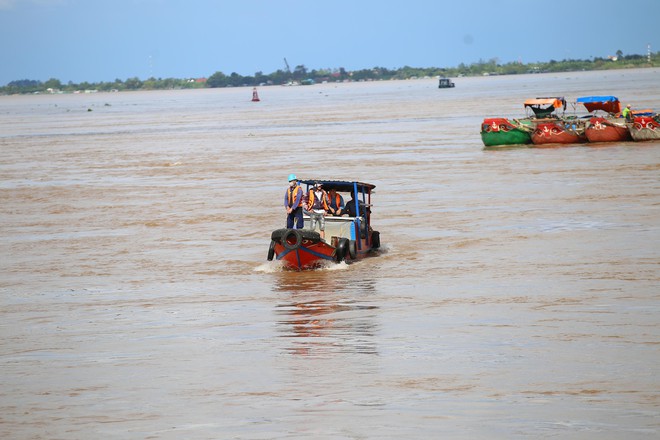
[299,179,375,193]
[576,96,622,114]
[576,96,619,103]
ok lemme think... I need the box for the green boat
[481,97,568,147]
[480,117,533,147]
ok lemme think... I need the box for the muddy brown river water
[1,69,659,439]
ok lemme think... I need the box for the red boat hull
[531,121,587,145]
[627,116,660,141]
[273,239,336,270]
[585,117,632,143]
[267,229,335,270]
[268,227,378,270]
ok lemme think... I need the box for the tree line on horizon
[1,52,656,95]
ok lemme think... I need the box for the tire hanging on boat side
[371,231,380,249]
[267,240,276,260]
[335,238,349,262]
[348,240,357,260]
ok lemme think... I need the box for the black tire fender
[371,231,380,249]
[271,228,288,241]
[267,240,276,260]
[283,229,303,250]
[335,238,349,262]
[348,240,357,260]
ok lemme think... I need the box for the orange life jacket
[329,193,342,209]
[307,189,329,211]
[287,185,303,208]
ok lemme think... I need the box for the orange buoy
[251,87,260,102]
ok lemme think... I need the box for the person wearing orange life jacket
[327,188,345,216]
[306,182,329,240]
[284,174,304,229]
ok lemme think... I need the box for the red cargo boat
[577,96,632,143]
[531,119,587,146]
[524,97,587,145]
[267,180,381,270]
[584,117,631,143]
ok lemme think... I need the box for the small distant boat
[577,96,632,143]
[627,114,660,141]
[268,180,380,270]
[438,77,455,88]
[480,117,533,147]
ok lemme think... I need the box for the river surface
[1,69,659,439]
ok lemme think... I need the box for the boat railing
[302,214,363,241]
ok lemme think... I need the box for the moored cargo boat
[480,117,533,147]
[577,96,632,143]
[531,119,587,146]
[480,97,566,148]
[627,114,660,141]
[525,97,583,146]
[584,116,631,143]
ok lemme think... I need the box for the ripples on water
[1,69,659,439]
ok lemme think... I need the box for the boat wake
[254,261,285,273]
[254,259,350,273]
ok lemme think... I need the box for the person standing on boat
[622,104,633,121]
[284,174,304,229]
[307,182,329,240]
[327,188,344,216]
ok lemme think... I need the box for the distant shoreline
[2,55,657,95]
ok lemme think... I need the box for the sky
[1,0,659,86]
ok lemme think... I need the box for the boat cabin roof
[299,179,376,193]
[576,96,621,114]
[523,97,566,108]
[524,97,567,118]
[576,95,619,103]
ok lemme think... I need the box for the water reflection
[271,264,379,293]
[272,271,379,357]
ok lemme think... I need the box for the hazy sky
[1,0,658,85]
